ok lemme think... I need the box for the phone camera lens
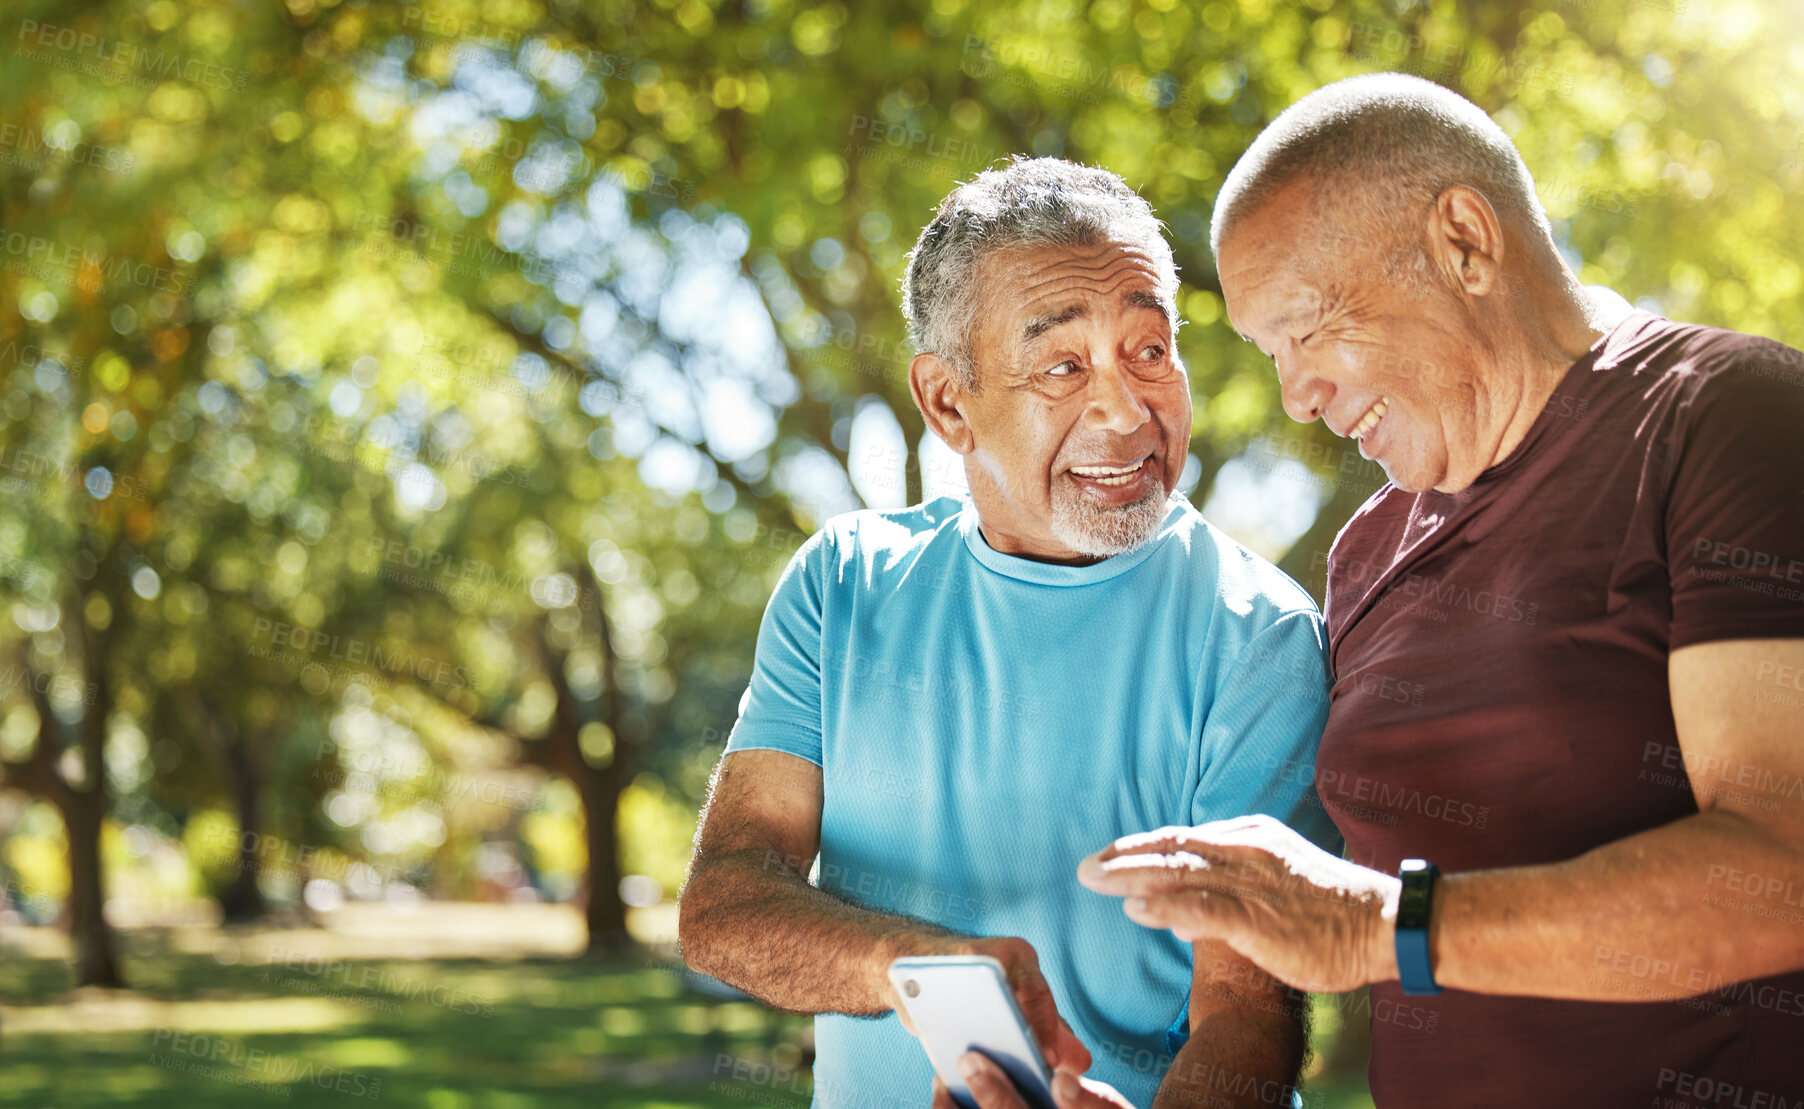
[903,979,920,998]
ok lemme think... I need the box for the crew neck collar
[957,497,1182,585]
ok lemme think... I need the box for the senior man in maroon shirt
[1079,74,1804,1107]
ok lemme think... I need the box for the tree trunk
[580,756,631,952]
[8,653,124,986]
[61,782,121,988]
[178,688,268,922]
[60,601,124,989]
[585,571,634,953]
[218,732,266,922]
[529,571,635,955]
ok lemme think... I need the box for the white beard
[1048,483,1172,557]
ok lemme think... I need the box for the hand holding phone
[889,955,1057,1109]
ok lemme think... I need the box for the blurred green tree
[1,0,1798,1002]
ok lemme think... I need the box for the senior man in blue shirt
[680,157,1337,1109]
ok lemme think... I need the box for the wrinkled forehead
[1217,179,1387,296]
[1216,190,1372,342]
[976,238,1173,342]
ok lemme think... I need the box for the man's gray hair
[903,156,1179,390]
[1209,73,1552,272]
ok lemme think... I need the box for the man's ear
[1425,185,1505,297]
[909,352,976,455]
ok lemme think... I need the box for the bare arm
[1423,638,1804,999]
[1154,941,1306,1109]
[679,748,1089,1071]
[1079,639,1804,1004]
[678,748,943,1014]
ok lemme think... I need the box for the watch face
[1397,861,1437,928]
[1398,882,1430,921]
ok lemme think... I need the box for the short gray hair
[1210,73,1552,271]
[903,156,1179,391]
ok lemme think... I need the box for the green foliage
[0,0,1798,1087]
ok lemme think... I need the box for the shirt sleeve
[1169,609,1340,1061]
[1193,609,1343,856]
[723,529,830,766]
[1665,345,1804,649]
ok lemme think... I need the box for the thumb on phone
[1048,1017,1091,1075]
[1007,966,1087,1074]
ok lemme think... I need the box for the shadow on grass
[0,908,1372,1108]
[0,918,811,1107]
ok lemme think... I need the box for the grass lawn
[0,904,1372,1108]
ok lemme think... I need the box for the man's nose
[1277,352,1333,424]
[1085,363,1152,434]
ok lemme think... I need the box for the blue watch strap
[1395,859,1443,997]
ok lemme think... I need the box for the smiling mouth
[1068,458,1148,486]
[1348,397,1390,441]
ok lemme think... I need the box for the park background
[1,0,1801,1104]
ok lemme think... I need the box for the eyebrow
[1235,306,1316,351]
[1023,304,1084,342]
[1125,289,1168,318]
[1021,290,1170,343]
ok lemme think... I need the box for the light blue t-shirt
[724,495,1339,1109]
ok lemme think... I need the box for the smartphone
[888,955,1056,1109]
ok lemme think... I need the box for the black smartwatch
[1394,859,1443,996]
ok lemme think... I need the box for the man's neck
[1478,274,1607,474]
[975,519,1105,566]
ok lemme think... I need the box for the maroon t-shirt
[1318,311,1804,1107]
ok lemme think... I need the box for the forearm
[1154,984,1304,1109]
[680,845,958,1015]
[1411,808,1804,999]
